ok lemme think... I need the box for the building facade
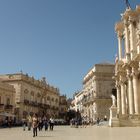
[112,5,140,126]
[74,91,84,113]
[59,95,68,120]
[0,73,60,120]
[0,81,15,115]
[82,63,115,122]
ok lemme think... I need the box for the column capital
[127,73,132,80]
[116,31,123,39]
[123,19,129,27]
[125,10,138,23]
[126,69,132,79]
[129,16,138,23]
[115,22,124,34]
[119,74,127,85]
[131,68,139,79]
[115,84,120,89]
[119,79,125,85]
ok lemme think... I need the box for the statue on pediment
[124,0,131,9]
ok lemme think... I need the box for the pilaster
[115,82,121,115]
[132,67,139,114]
[126,69,134,114]
[120,75,127,115]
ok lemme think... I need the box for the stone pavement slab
[0,125,140,140]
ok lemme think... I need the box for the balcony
[82,96,94,105]
[24,99,30,105]
[29,101,39,107]
[32,101,38,107]
[5,105,13,110]
[0,104,4,107]
[41,104,50,109]
[44,104,50,109]
[38,103,42,107]
[60,102,67,106]
[0,104,4,111]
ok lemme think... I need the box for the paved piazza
[0,125,140,140]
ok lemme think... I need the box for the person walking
[38,117,42,131]
[8,117,13,128]
[96,117,100,126]
[32,114,38,137]
[22,117,27,131]
[43,116,48,131]
[49,117,54,131]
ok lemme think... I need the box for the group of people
[0,116,16,128]
[22,114,54,137]
[70,115,108,128]
[70,116,89,128]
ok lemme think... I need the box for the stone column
[127,69,134,114]
[120,81,126,115]
[117,32,122,61]
[116,83,121,114]
[132,67,139,114]
[124,20,130,62]
[129,18,136,59]
[115,22,123,61]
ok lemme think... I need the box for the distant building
[59,95,68,119]
[0,81,15,115]
[82,63,115,121]
[67,98,73,109]
[73,91,84,113]
[0,73,60,120]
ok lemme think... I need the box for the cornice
[0,74,59,95]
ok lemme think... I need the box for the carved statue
[111,94,116,107]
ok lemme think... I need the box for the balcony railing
[0,104,4,111]
[24,100,52,109]
[82,97,94,105]
[0,104,4,107]
[38,103,50,109]
[5,105,13,110]
[24,99,30,105]
[59,102,67,105]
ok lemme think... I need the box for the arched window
[31,91,34,96]
[47,96,50,100]
[6,98,10,105]
[24,89,29,100]
[31,91,34,101]
[37,92,41,97]
[24,89,29,94]
[55,99,58,103]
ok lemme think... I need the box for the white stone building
[74,91,84,113]
[82,63,115,121]
[111,5,140,126]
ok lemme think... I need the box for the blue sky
[0,0,139,98]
